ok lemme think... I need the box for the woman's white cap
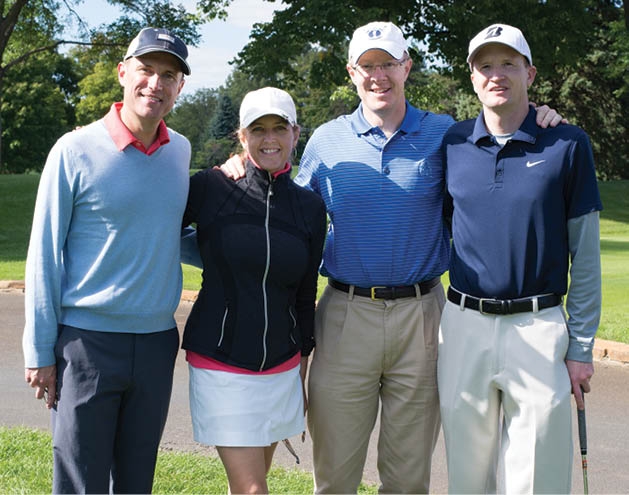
[240,87,297,128]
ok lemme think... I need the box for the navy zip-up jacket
[182,161,327,371]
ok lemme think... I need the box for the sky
[69,0,280,95]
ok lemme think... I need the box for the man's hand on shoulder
[215,153,246,180]
[532,103,568,128]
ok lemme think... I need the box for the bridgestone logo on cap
[484,26,503,39]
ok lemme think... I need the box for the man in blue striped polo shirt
[299,22,452,494]
[438,24,601,493]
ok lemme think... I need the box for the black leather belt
[447,287,562,315]
[329,278,440,300]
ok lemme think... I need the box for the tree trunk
[0,0,31,173]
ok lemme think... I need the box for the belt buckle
[479,298,510,315]
[479,298,499,315]
[370,286,385,300]
[478,298,491,314]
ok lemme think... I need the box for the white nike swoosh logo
[526,160,545,168]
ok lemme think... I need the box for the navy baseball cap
[124,27,191,75]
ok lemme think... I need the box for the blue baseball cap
[125,27,191,75]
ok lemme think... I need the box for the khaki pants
[308,282,444,494]
[438,301,573,494]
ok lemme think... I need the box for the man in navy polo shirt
[438,23,602,493]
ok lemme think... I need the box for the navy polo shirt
[444,107,602,299]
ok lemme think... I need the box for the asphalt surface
[2,290,628,493]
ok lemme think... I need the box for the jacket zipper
[289,307,297,345]
[218,306,228,347]
[259,173,273,371]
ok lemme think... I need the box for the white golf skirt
[188,363,304,447]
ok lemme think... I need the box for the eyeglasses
[351,58,409,76]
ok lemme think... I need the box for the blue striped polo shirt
[295,102,455,287]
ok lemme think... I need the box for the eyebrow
[136,54,181,72]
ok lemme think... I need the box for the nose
[262,130,277,141]
[370,65,388,79]
[147,73,162,90]
[488,67,507,80]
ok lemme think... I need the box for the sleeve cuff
[566,336,594,363]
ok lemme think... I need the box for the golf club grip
[577,407,587,454]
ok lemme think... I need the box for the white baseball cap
[467,24,532,67]
[239,87,297,129]
[348,22,408,65]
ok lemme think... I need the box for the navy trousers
[51,325,179,494]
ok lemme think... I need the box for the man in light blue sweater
[23,27,191,493]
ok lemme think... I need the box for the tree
[0,2,82,173]
[75,62,122,124]
[553,20,629,179]
[0,0,228,173]
[197,137,235,169]
[187,93,239,168]
[167,88,220,168]
[208,93,238,140]
[1,49,77,173]
[202,0,627,179]
[0,0,59,172]
[425,0,627,178]
[222,0,419,89]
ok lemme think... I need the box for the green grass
[0,174,39,280]
[596,181,629,343]
[0,427,377,494]
[182,265,202,290]
[0,427,52,493]
[1,175,628,343]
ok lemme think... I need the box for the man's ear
[527,64,537,88]
[117,61,126,87]
[347,63,361,85]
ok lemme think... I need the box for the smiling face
[347,49,411,122]
[240,114,300,173]
[470,44,536,114]
[117,52,185,133]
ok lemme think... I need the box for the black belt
[329,278,440,300]
[447,287,562,315]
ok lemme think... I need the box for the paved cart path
[2,291,628,493]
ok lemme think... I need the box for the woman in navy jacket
[182,87,326,493]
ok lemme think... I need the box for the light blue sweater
[23,118,190,368]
